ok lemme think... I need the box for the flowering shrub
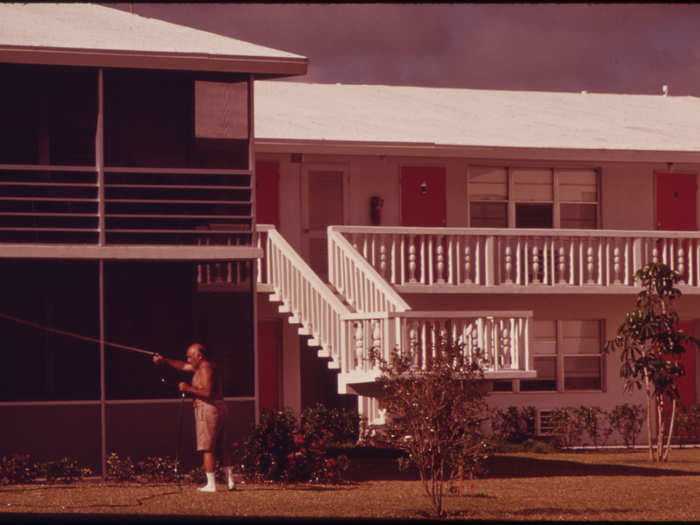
[300,403,360,445]
[136,456,181,483]
[41,457,93,483]
[105,452,137,482]
[234,407,350,484]
[0,454,40,485]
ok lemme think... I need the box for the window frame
[467,166,601,229]
[493,319,606,394]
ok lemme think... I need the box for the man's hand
[153,353,164,366]
[178,382,189,393]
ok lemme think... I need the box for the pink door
[256,161,280,228]
[258,320,280,410]
[656,172,696,230]
[400,166,446,227]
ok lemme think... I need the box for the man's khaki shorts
[194,400,228,452]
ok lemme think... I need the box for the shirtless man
[153,343,235,492]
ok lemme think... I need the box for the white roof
[0,3,306,75]
[255,81,700,154]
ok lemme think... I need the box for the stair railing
[256,225,351,369]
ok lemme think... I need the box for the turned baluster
[463,245,472,284]
[436,241,445,283]
[379,239,387,277]
[408,237,417,283]
[652,246,659,264]
[557,245,567,284]
[613,245,622,284]
[678,245,686,283]
[371,319,382,364]
[500,324,511,368]
[531,246,540,284]
[354,322,364,370]
[504,245,513,284]
[586,245,594,284]
[409,321,419,367]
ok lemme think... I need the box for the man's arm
[153,353,194,372]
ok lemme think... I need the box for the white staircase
[254,224,536,427]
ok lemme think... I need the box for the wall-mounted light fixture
[419,181,428,196]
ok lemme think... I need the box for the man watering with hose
[153,343,235,492]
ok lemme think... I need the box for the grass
[3,448,700,521]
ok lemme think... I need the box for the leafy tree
[372,341,490,518]
[604,263,700,462]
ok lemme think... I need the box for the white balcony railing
[339,310,535,387]
[331,226,700,292]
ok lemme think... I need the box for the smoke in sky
[114,3,700,96]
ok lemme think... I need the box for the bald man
[153,343,235,492]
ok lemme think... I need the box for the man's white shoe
[227,481,235,491]
[198,485,216,493]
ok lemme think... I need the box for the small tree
[604,263,700,462]
[372,341,490,518]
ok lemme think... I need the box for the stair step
[298,325,312,336]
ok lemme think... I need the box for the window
[495,319,604,393]
[468,167,599,229]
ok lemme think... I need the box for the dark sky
[114,3,700,96]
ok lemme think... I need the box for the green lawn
[2,449,700,520]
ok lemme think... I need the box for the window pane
[469,167,508,200]
[512,169,552,201]
[516,203,553,228]
[558,169,598,202]
[564,356,601,390]
[470,202,507,227]
[521,357,557,391]
[561,204,597,229]
[562,320,600,354]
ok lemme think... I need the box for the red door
[656,172,696,230]
[258,320,280,410]
[256,161,280,228]
[400,166,446,226]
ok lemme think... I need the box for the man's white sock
[198,472,216,492]
[224,466,235,490]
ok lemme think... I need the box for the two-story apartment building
[0,4,307,474]
[251,81,700,436]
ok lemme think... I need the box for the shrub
[574,406,613,449]
[491,406,536,443]
[41,457,93,483]
[0,454,40,485]
[675,403,700,446]
[300,403,360,445]
[105,452,137,482]
[608,404,645,449]
[236,407,350,484]
[135,456,181,483]
[549,407,584,449]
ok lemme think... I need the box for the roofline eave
[0,45,308,77]
[254,138,700,164]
